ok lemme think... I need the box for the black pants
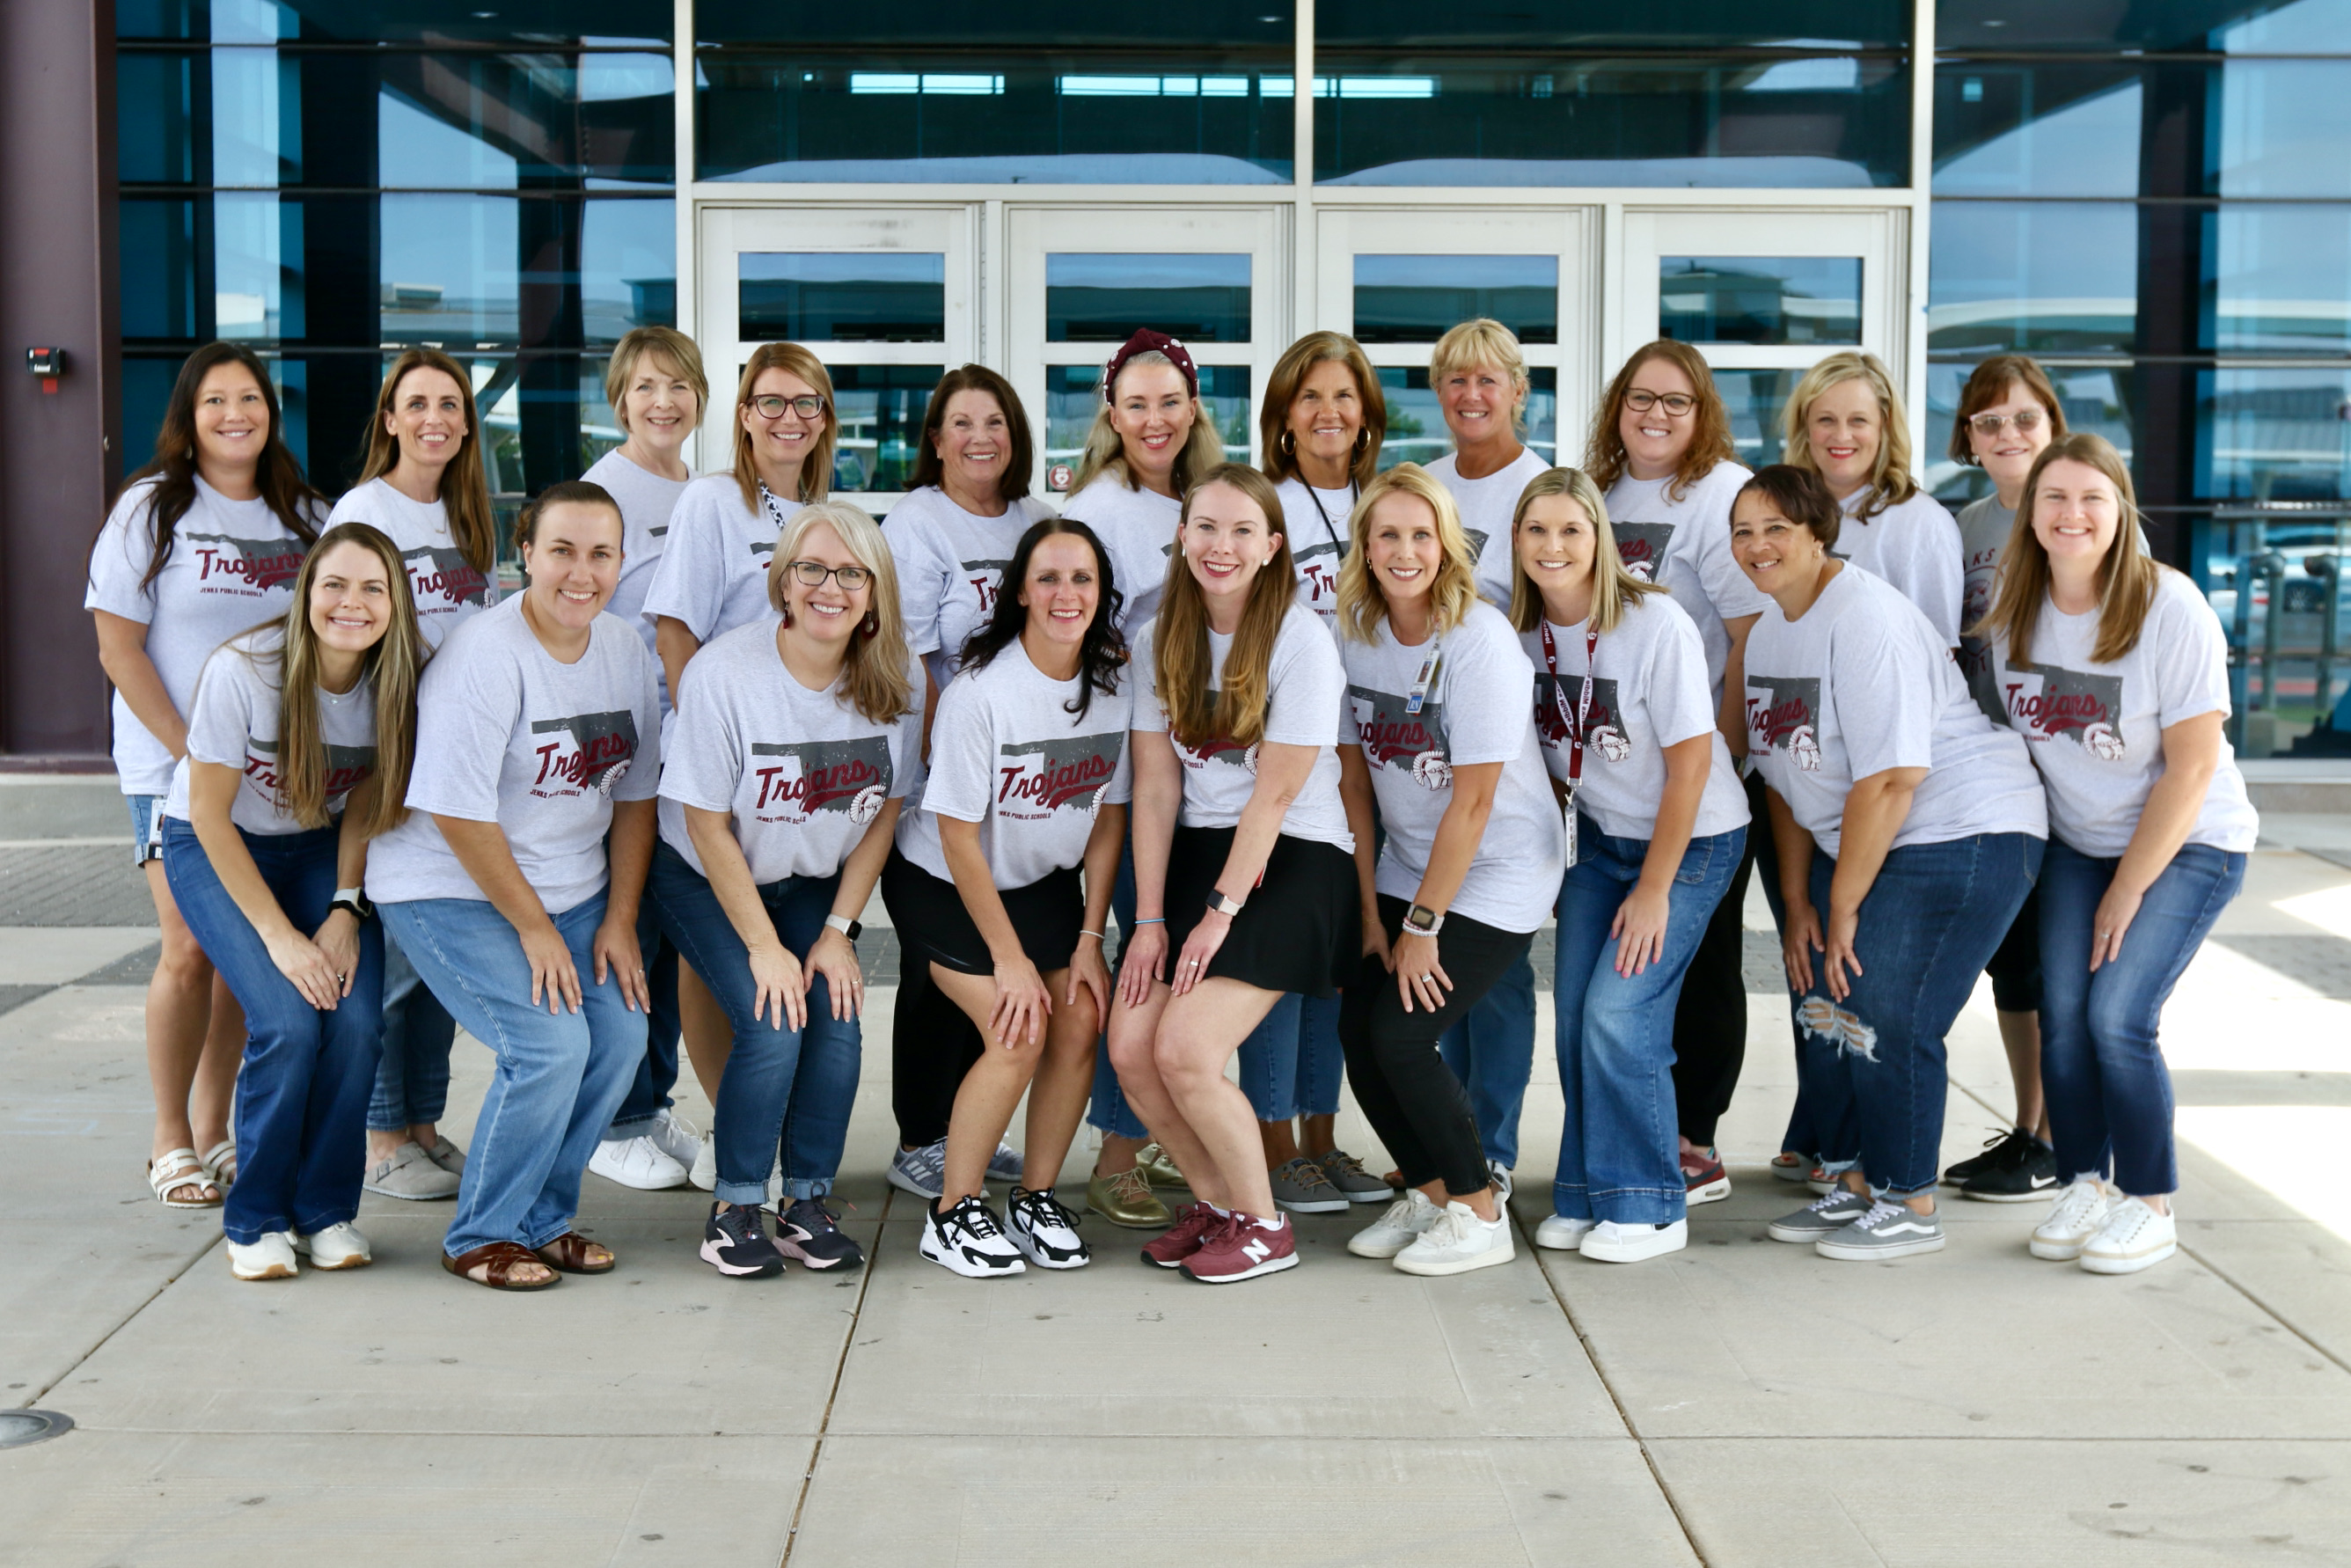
[1341,896,1534,1198]
[1667,768,1769,1146]
[890,964,983,1149]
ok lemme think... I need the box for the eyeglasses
[787,559,872,591]
[1624,390,1696,416]
[1969,409,2046,436]
[752,394,827,421]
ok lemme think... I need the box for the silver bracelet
[1080,927,1105,941]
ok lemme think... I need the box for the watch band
[1402,903,1445,936]
[330,887,373,922]
[824,912,862,942]
[1205,890,1245,919]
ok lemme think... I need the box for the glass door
[1315,206,1598,471]
[1617,207,1906,472]
[1004,205,1288,495]
[696,205,978,511]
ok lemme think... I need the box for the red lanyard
[1538,619,1602,785]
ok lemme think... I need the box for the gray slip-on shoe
[1765,1187,1871,1243]
[365,1139,462,1200]
[1815,1199,1946,1261]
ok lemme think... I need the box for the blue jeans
[1791,833,2044,1197]
[369,934,456,1133]
[2038,838,2242,1197]
[1087,837,1150,1140]
[161,819,384,1245]
[1551,822,1743,1225]
[1238,992,1345,1122]
[606,920,683,1139]
[1438,951,1538,1169]
[644,841,860,1205]
[383,893,646,1259]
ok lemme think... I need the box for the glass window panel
[700,6,1292,48]
[1318,3,1909,48]
[1929,201,2139,355]
[212,47,289,186]
[117,52,201,183]
[2201,370,2351,502]
[212,191,289,339]
[737,253,946,343]
[582,198,677,339]
[2215,62,2351,200]
[374,55,675,187]
[696,55,1291,184]
[1932,64,2140,198]
[1044,364,1253,478]
[1939,0,2345,52]
[1659,256,1861,346]
[1923,363,2136,502]
[119,198,202,341]
[2218,0,2351,52]
[377,194,673,349]
[289,3,666,45]
[1044,253,1250,344]
[1711,369,1803,472]
[1311,55,1910,187]
[1373,367,1558,471]
[1352,255,1557,345]
[820,364,948,493]
[2208,207,2351,354]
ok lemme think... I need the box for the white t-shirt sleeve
[640,484,730,642]
[1263,614,1344,749]
[1831,612,1938,780]
[1645,601,1721,749]
[1130,625,1168,734]
[1439,615,1533,766]
[656,667,739,815]
[918,678,996,824]
[889,513,951,659]
[84,488,159,622]
[2156,584,2234,729]
[181,646,262,768]
[615,639,664,802]
[406,645,524,823]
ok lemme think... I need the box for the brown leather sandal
[532,1232,614,1274]
[443,1241,561,1291]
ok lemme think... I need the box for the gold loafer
[1136,1142,1187,1191]
[1087,1165,1170,1228]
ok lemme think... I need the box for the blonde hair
[1431,318,1530,435]
[764,500,915,725]
[732,342,837,511]
[1507,468,1666,636]
[1782,350,1917,520]
[1154,464,1295,751]
[1072,350,1226,497]
[1584,340,1737,500]
[604,326,708,436]
[357,348,494,575]
[1336,464,1483,645]
[1974,433,2164,667]
[1259,332,1386,489]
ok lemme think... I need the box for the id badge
[1561,782,1578,868]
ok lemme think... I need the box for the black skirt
[882,846,1086,977]
[1161,825,1359,998]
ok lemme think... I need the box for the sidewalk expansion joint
[779,1183,890,1567]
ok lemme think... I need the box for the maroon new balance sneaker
[1139,1201,1223,1269]
[1179,1211,1299,1284]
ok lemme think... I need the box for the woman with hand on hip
[1108,465,1359,1285]
[1330,465,1564,1278]
[1505,470,1747,1264]
[366,481,664,1290]
[1733,465,2047,1263]
[650,502,919,1279]
[883,517,1131,1277]
[1981,435,2256,1275]
[161,522,421,1278]
[87,341,326,1211]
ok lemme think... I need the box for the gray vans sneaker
[1765,1187,1871,1243]
[1815,1199,1946,1261]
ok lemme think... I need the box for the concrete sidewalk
[4,847,2350,1564]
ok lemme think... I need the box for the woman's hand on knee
[990,952,1052,1049]
[804,928,863,1022]
[591,916,650,1014]
[264,925,343,1013]
[748,940,807,1032]
[1117,924,1168,1010]
[518,919,583,1015]
[1066,934,1111,1025]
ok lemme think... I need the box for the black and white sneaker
[918,1195,1026,1278]
[1959,1132,2059,1203]
[776,1196,864,1270]
[1006,1185,1091,1270]
[1943,1126,2032,1186]
[699,1201,785,1279]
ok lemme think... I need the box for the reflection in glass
[1931,65,2139,197]
[1045,364,1252,473]
[1373,367,1558,471]
[1924,363,2135,502]
[2214,62,2351,199]
[118,199,201,340]
[374,194,673,347]
[1352,255,1556,345]
[375,55,675,187]
[1316,3,1907,48]
[1045,254,1250,343]
[1712,370,1804,472]
[1940,0,2346,53]
[121,2,671,45]
[2208,207,2351,354]
[1659,257,1861,345]
[1928,201,2138,354]
[806,364,946,493]
[738,253,946,343]
[2200,370,2351,502]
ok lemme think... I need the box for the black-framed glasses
[1969,409,2046,436]
[787,559,872,591]
[752,393,827,420]
[1624,389,1696,416]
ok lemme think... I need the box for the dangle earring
[859,611,880,639]
[778,602,794,628]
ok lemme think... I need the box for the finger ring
[336,972,346,984]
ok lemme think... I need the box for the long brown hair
[1259,332,1386,490]
[1948,354,2069,465]
[1155,464,1295,751]
[1335,464,1482,644]
[256,521,423,837]
[907,364,1033,500]
[112,341,325,590]
[764,501,916,725]
[732,342,838,511]
[1782,350,1918,521]
[1584,340,1737,500]
[1974,433,2163,667]
[356,348,495,575]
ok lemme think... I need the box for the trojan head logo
[994,732,1124,820]
[188,532,304,594]
[527,709,640,798]
[1347,685,1447,779]
[402,545,490,611]
[959,558,1014,614]
[2003,661,2127,759]
[1745,675,1823,772]
[748,736,894,822]
[1613,523,1674,584]
[1532,672,1628,761]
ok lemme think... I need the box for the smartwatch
[1402,903,1445,936]
[330,887,373,923]
[824,912,863,942]
[1205,890,1245,920]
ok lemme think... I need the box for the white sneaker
[2029,1178,2112,1261]
[1534,1214,1597,1251]
[1006,1186,1091,1270]
[227,1231,297,1280]
[648,1109,704,1172]
[589,1134,690,1191]
[918,1195,1025,1278]
[1346,1188,1441,1258]
[2079,1196,2178,1275]
[689,1137,718,1192]
[1488,1161,1514,1201]
[1393,1201,1515,1277]
[291,1222,371,1270]
[1582,1218,1688,1264]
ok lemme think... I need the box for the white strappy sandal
[199,1139,238,1190]
[148,1147,222,1208]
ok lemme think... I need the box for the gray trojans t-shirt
[884,485,1056,692]
[1274,476,1359,630]
[164,629,376,835]
[640,473,796,645]
[1604,460,1771,699]
[581,448,692,676]
[1062,473,1182,638]
[1832,488,1966,648]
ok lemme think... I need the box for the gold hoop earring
[1279,430,1295,455]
